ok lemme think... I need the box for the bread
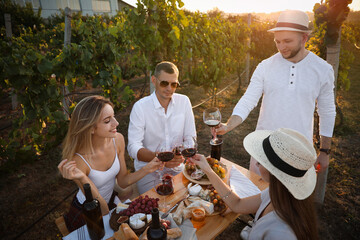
[139,226,149,240]
[173,201,185,225]
[182,207,193,220]
[167,227,182,239]
[114,223,139,240]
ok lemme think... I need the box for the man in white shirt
[128,61,196,194]
[216,10,336,176]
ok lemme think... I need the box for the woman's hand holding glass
[144,157,163,173]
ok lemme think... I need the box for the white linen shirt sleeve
[232,63,264,121]
[184,96,197,138]
[127,101,146,160]
[316,66,336,137]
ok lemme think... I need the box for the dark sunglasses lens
[170,82,179,88]
[160,81,169,87]
[159,81,179,88]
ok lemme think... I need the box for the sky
[124,0,360,14]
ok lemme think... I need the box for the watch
[320,148,331,154]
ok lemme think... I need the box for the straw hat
[243,128,317,200]
[268,10,312,33]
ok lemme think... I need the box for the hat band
[262,136,307,177]
[276,22,309,31]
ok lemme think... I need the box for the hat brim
[243,130,316,200]
[268,27,312,33]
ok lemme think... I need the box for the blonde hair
[62,95,113,161]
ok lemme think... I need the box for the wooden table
[145,157,269,240]
[57,158,268,239]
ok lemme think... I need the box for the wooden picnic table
[57,157,268,239]
[153,157,269,240]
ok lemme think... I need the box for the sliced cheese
[130,213,146,222]
[199,200,214,215]
[129,218,145,229]
[188,184,202,196]
[116,202,129,213]
[146,214,152,223]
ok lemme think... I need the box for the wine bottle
[147,208,167,240]
[82,183,105,240]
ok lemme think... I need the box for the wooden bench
[55,216,70,237]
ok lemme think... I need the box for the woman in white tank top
[58,95,162,232]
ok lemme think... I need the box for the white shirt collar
[151,91,176,110]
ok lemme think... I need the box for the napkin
[229,167,261,198]
[63,212,114,240]
[177,218,198,240]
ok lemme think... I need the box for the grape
[117,196,160,217]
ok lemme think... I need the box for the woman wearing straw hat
[192,128,318,240]
[215,10,336,177]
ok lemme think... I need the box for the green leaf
[108,26,118,37]
[26,49,37,61]
[37,59,53,74]
[99,71,110,79]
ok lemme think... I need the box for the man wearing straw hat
[217,10,336,180]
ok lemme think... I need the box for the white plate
[183,162,228,185]
[183,167,211,185]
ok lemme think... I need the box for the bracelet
[222,189,233,200]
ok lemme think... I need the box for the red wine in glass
[204,119,220,127]
[203,107,222,144]
[181,148,197,158]
[157,151,175,162]
[155,174,174,196]
[156,184,174,195]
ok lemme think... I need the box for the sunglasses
[157,78,180,88]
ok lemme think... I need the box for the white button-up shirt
[233,52,336,142]
[128,92,196,171]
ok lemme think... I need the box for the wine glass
[181,136,197,163]
[203,107,222,144]
[171,137,185,173]
[154,173,174,212]
[155,142,175,177]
